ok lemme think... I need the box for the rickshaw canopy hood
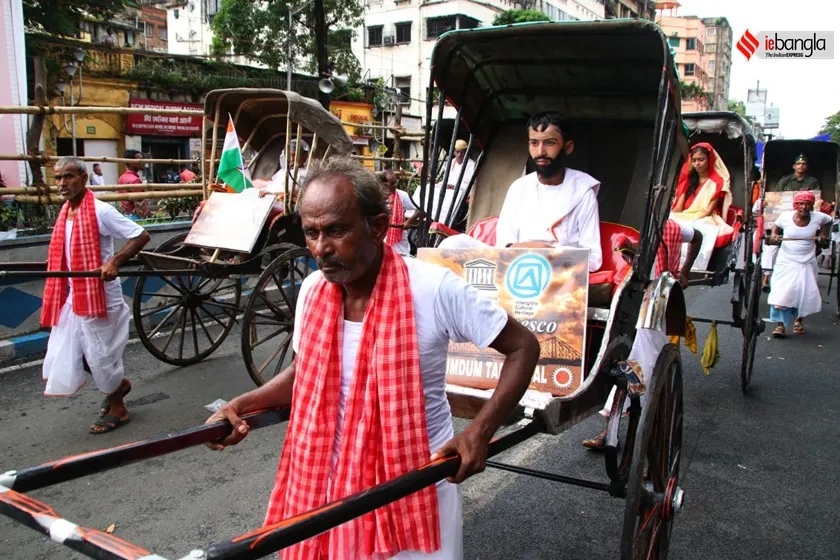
[429,19,683,147]
[203,89,353,156]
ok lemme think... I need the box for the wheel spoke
[272,337,292,378]
[189,307,200,357]
[141,292,181,300]
[146,304,183,340]
[256,333,291,377]
[250,327,288,350]
[198,302,233,330]
[646,518,663,560]
[159,307,186,354]
[177,304,188,360]
[193,306,217,348]
[140,301,179,320]
[159,275,189,294]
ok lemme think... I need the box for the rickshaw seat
[715,204,744,249]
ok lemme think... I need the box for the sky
[669,0,840,139]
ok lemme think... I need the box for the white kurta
[439,169,602,272]
[422,158,475,223]
[293,257,508,560]
[767,211,832,317]
[42,198,145,396]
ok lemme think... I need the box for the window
[704,43,716,53]
[144,23,153,38]
[206,0,221,23]
[395,22,411,44]
[685,37,696,50]
[394,76,411,105]
[706,26,716,36]
[708,59,715,72]
[426,15,456,40]
[684,63,695,76]
[160,27,168,41]
[543,3,571,21]
[367,25,383,47]
[668,36,680,48]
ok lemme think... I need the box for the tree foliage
[210,0,363,81]
[23,0,135,37]
[818,110,840,144]
[728,99,747,117]
[492,9,550,26]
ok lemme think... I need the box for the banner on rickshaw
[184,192,274,253]
[763,190,822,230]
[418,247,589,397]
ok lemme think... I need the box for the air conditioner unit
[384,35,395,46]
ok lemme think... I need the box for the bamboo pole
[0,105,204,117]
[13,189,203,204]
[1,184,203,194]
[0,154,210,165]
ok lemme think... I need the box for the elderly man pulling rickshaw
[767,190,831,338]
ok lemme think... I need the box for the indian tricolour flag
[216,115,253,192]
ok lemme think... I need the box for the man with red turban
[768,190,831,337]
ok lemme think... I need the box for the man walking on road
[206,156,540,559]
[118,149,149,218]
[42,157,151,433]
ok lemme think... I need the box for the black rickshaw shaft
[0,488,159,560]
[433,105,462,224]
[203,419,543,560]
[2,409,289,493]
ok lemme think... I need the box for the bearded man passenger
[439,112,602,272]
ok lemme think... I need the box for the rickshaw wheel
[242,246,315,387]
[621,343,683,560]
[133,232,242,366]
[740,260,764,394]
[600,335,639,488]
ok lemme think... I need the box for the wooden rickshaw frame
[1,22,690,560]
[679,111,765,393]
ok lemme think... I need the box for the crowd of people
[35,112,836,558]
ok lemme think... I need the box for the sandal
[99,380,132,418]
[90,414,130,434]
[772,325,786,338]
[793,321,806,335]
[582,429,607,450]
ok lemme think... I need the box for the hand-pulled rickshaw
[679,111,764,393]
[0,21,688,560]
[760,138,840,317]
[0,89,349,385]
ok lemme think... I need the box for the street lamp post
[62,48,86,156]
[287,0,314,91]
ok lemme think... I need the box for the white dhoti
[767,259,822,318]
[42,301,131,396]
[761,243,779,271]
[676,221,720,271]
[599,329,668,417]
[389,482,463,560]
[438,233,486,250]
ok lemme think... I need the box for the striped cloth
[655,219,684,277]
[385,191,405,247]
[264,245,440,559]
[41,189,106,327]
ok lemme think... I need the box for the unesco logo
[505,254,551,300]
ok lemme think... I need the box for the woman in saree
[670,142,733,270]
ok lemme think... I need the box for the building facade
[656,14,710,112]
[701,17,732,112]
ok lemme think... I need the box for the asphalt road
[1,276,838,559]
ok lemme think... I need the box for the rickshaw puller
[439,112,602,272]
[206,157,540,559]
[381,170,425,256]
[42,157,151,434]
[583,220,702,449]
[768,190,831,338]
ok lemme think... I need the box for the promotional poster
[418,247,590,397]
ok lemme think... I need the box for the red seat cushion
[714,205,744,249]
[466,217,498,245]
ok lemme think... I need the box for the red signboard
[125,99,203,137]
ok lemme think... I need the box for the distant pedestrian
[180,165,197,183]
[42,157,150,433]
[117,149,149,218]
[90,163,105,186]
